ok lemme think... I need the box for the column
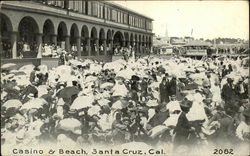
[122,40,126,47]
[95,38,99,56]
[65,35,70,52]
[51,34,57,46]
[76,36,81,57]
[110,39,113,55]
[11,31,18,59]
[103,38,107,55]
[86,37,91,56]
[126,38,130,48]
[36,33,43,58]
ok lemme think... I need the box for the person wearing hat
[159,77,169,103]
[173,98,195,149]
[235,77,248,99]
[236,108,250,141]
[221,78,237,114]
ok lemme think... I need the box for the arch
[0,13,13,58]
[81,25,89,38]
[99,28,105,55]
[142,35,145,53]
[18,16,39,58]
[113,31,124,47]
[57,21,68,49]
[135,34,138,42]
[148,36,152,48]
[130,33,134,47]
[124,32,129,47]
[90,27,98,55]
[70,23,79,54]
[43,19,55,44]
[106,29,112,54]
[81,25,89,56]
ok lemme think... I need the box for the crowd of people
[1,54,249,154]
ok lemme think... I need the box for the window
[111,9,117,22]
[121,12,124,23]
[124,13,128,24]
[88,1,92,15]
[99,5,103,18]
[48,0,56,6]
[117,11,120,23]
[82,1,86,14]
[92,2,98,17]
[55,1,64,8]
[78,1,82,13]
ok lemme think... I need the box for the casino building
[0,0,153,65]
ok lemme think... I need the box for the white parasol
[57,118,81,134]
[70,96,94,110]
[2,99,22,109]
[21,98,48,110]
[1,63,17,70]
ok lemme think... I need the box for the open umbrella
[98,98,111,106]
[21,98,48,110]
[100,82,114,89]
[55,65,71,75]
[148,125,169,138]
[70,96,94,110]
[87,105,101,116]
[116,69,136,80]
[9,70,26,76]
[2,99,22,109]
[57,118,81,134]
[57,86,79,99]
[1,63,17,70]
[18,64,35,75]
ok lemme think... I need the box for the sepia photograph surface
[0,0,249,156]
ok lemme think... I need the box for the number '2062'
[213,149,233,155]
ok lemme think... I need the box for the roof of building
[106,1,154,20]
[184,40,212,46]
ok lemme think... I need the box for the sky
[114,1,249,40]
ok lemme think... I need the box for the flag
[191,28,193,36]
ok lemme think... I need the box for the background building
[0,0,153,65]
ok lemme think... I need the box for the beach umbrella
[148,125,169,138]
[57,86,79,99]
[14,75,31,86]
[9,70,26,76]
[55,65,71,75]
[21,98,48,110]
[1,63,17,70]
[87,105,101,116]
[167,101,181,113]
[98,99,111,106]
[57,118,81,134]
[37,85,49,97]
[70,96,94,110]
[116,69,136,80]
[18,64,35,75]
[100,82,114,89]
[146,99,158,107]
[2,99,22,109]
